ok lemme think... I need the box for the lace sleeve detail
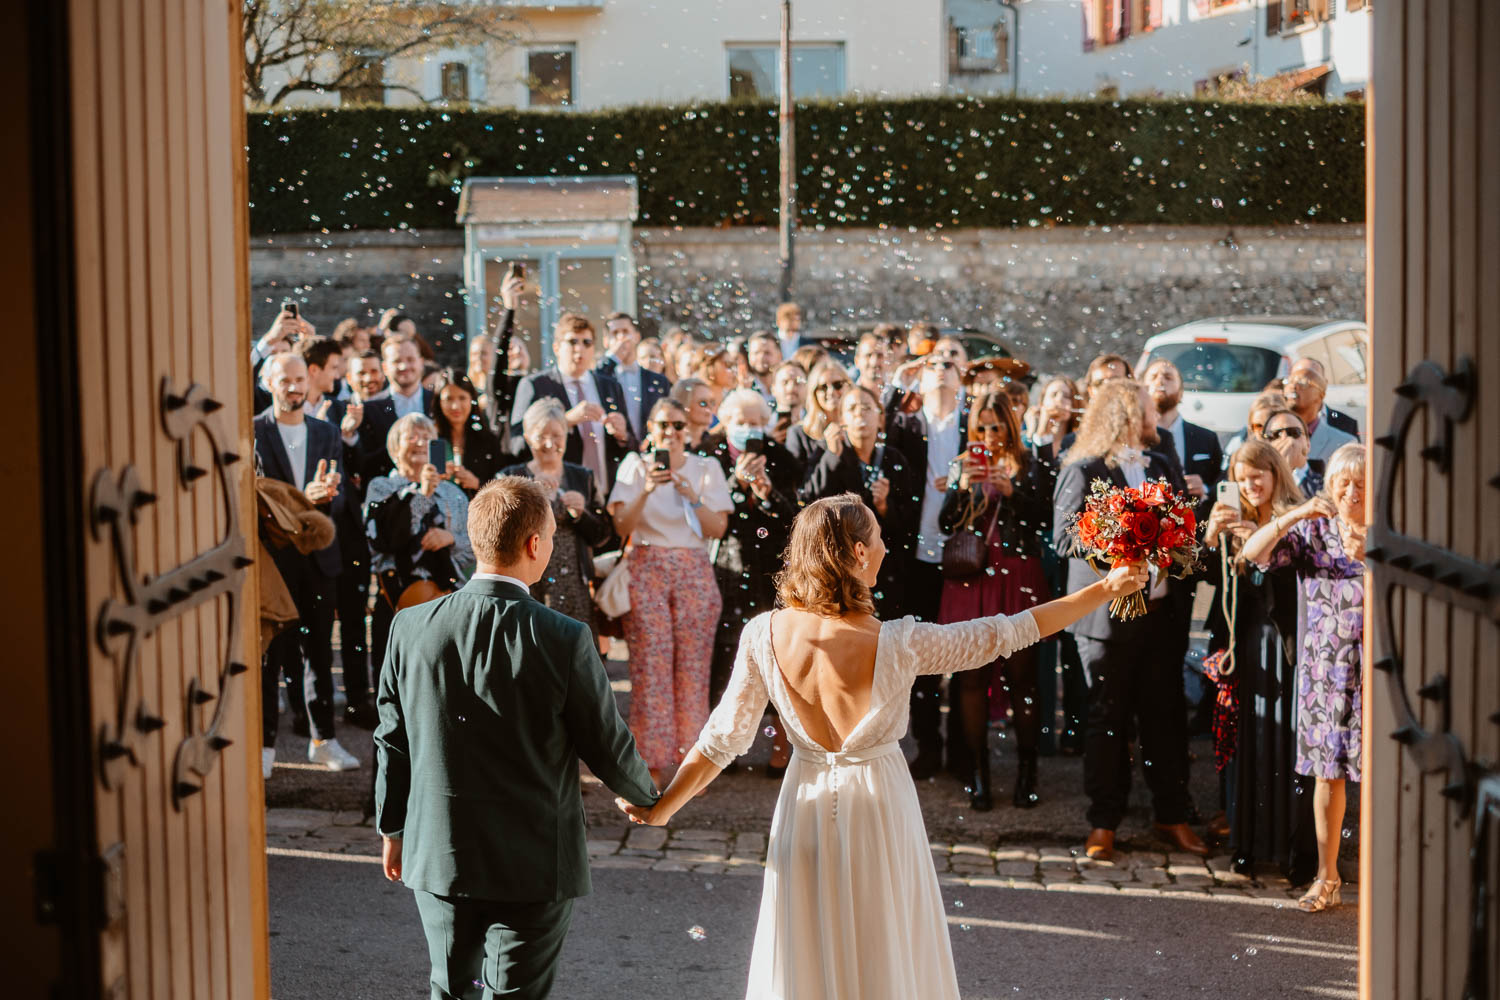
[898,611,1042,677]
[694,614,772,768]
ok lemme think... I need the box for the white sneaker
[308,738,360,771]
[261,748,276,781]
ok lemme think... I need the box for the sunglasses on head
[1265,426,1305,441]
[815,379,848,393]
[654,419,687,431]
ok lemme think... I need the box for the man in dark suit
[509,313,637,496]
[297,336,381,727]
[375,477,658,1000]
[1052,378,1208,863]
[596,312,671,444]
[354,336,436,484]
[253,353,361,775]
[1143,358,1223,501]
[883,337,971,779]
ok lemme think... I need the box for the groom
[375,476,659,999]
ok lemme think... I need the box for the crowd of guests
[252,289,1367,912]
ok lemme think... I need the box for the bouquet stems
[1088,557,1151,621]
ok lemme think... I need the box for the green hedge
[247,98,1364,234]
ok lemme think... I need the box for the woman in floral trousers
[609,398,734,784]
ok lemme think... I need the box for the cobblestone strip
[266,808,1352,907]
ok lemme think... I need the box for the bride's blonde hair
[775,494,878,619]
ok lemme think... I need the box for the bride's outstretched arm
[908,561,1149,677]
[1030,561,1149,637]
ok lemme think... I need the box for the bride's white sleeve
[902,611,1042,677]
[694,618,771,769]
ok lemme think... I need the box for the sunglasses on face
[976,423,1004,434]
[815,380,848,394]
[1264,426,1306,441]
[926,361,956,371]
[1286,377,1319,390]
[654,420,687,431]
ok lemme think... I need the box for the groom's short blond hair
[469,476,551,565]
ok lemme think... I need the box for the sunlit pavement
[268,849,1357,1000]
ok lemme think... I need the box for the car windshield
[1146,342,1282,393]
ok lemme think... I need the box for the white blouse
[608,451,734,550]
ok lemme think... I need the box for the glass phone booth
[457,176,638,368]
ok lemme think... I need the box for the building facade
[253,1,1369,110]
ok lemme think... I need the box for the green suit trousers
[413,891,574,1000]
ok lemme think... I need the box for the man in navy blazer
[596,312,671,443]
[253,353,361,774]
[509,313,637,497]
[354,336,436,484]
[1143,358,1224,499]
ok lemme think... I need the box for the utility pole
[777,0,795,304]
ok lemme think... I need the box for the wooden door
[1364,2,1500,998]
[15,0,268,996]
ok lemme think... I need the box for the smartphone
[967,441,990,465]
[508,261,524,281]
[653,448,671,471]
[1217,480,1241,510]
[743,431,766,455]
[428,440,447,471]
[281,298,298,318]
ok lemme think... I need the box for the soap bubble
[687,925,707,941]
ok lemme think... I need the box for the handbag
[594,549,631,619]
[941,493,1000,580]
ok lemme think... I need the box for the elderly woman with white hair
[364,413,475,683]
[700,388,803,775]
[1242,442,1367,914]
[500,398,615,639]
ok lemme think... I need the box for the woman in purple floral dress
[1243,443,1365,914]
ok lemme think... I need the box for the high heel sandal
[1296,878,1342,913]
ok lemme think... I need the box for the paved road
[270,852,1357,1000]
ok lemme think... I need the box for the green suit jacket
[374,577,658,902]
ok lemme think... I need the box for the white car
[1135,316,1368,436]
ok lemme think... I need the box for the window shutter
[1147,0,1163,30]
[1082,0,1098,51]
[1116,0,1131,41]
[1267,0,1281,34]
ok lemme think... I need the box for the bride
[616,493,1147,999]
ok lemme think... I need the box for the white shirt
[607,452,734,550]
[915,401,963,564]
[610,358,645,439]
[1116,449,1169,600]
[777,330,800,362]
[275,419,310,491]
[561,370,609,477]
[471,572,532,593]
[391,384,425,419]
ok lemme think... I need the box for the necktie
[571,379,607,488]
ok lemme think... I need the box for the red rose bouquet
[1067,478,1201,620]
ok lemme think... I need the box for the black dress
[498,461,616,639]
[801,441,920,618]
[1215,560,1317,881]
[700,431,802,706]
[438,420,510,498]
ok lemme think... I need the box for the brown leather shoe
[1154,822,1210,857]
[1085,828,1115,861]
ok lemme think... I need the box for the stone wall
[251,224,1366,372]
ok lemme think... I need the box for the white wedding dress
[694,609,1041,1000]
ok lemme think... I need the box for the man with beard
[253,353,361,776]
[743,330,783,406]
[1142,358,1222,501]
